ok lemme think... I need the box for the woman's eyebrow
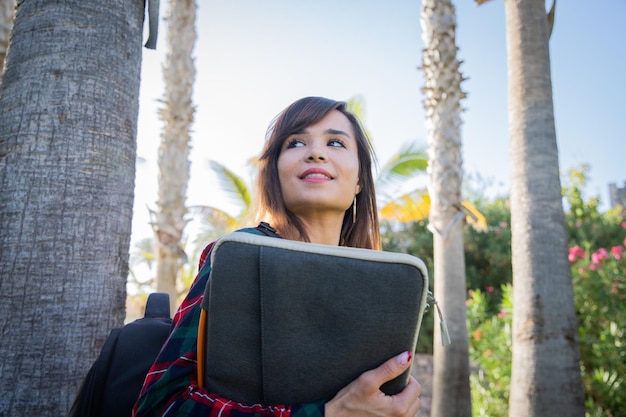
[324,128,351,138]
[290,128,352,138]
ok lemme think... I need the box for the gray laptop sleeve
[200,232,428,405]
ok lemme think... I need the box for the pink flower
[497,311,508,318]
[568,245,586,263]
[589,263,598,271]
[499,222,508,228]
[611,246,623,260]
[591,248,609,264]
[621,221,626,228]
[486,286,495,293]
[578,267,586,275]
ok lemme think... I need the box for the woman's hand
[324,351,422,417]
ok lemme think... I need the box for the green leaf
[209,160,252,209]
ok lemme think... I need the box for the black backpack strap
[100,294,172,417]
[256,222,282,238]
[69,293,172,417]
[144,292,171,319]
[68,327,122,417]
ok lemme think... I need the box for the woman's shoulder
[238,222,281,238]
[197,223,280,270]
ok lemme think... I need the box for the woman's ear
[356,183,362,195]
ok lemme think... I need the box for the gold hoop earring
[352,196,357,223]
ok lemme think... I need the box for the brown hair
[253,96,381,250]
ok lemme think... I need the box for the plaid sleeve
[133,229,326,417]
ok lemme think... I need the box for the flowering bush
[467,237,625,417]
[466,285,512,417]
[570,237,626,415]
[384,166,624,414]
[464,164,624,416]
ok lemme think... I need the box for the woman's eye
[328,139,346,148]
[286,139,305,149]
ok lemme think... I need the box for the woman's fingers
[324,352,422,417]
[357,351,413,395]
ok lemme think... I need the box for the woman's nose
[306,143,326,161]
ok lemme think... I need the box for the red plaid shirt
[133,227,324,417]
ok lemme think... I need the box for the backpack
[68,292,172,417]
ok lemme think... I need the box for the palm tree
[0,1,145,415]
[420,0,472,416]
[356,95,485,228]
[477,0,585,415]
[153,0,197,314]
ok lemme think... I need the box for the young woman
[134,97,423,417]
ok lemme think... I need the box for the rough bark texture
[154,0,196,313]
[0,1,143,415]
[420,1,472,416]
[504,0,585,415]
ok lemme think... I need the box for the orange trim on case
[197,308,207,389]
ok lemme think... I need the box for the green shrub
[382,165,625,415]
[464,197,512,313]
[466,285,512,417]
[570,238,626,416]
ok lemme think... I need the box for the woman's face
[277,110,361,220]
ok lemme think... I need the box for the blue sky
[134,0,625,244]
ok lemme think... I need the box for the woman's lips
[300,168,333,182]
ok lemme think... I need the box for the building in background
[609,182,626,210]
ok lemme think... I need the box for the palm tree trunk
[154,0,197,313]
[504,0,585,415]
[420,1,472,416]
[0,1,143,415]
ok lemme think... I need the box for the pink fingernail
[398,351,412,365]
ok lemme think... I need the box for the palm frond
[209,160,252,208]
[188,205,239,230]
[458,201,488,232]
[376,142,428,195]
[129,237,156,270]
[346,95,376,144]
[188,205,239,246]
[379,188,431,223]
[346,95,366,120]
[381,142,428,177]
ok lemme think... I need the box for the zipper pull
[428,291,451,347]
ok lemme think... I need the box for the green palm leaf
[209,160,252,210]
[188,205,239,244]
[378,142,428,181]
[375,142,428,207]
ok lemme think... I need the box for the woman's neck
[297,216,343,246]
